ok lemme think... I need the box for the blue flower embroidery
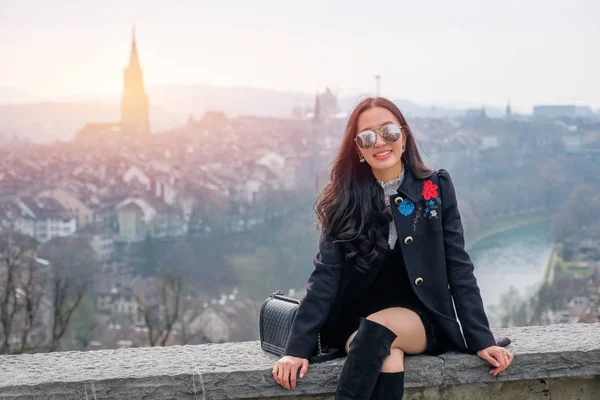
[425,207,429,212]
[398,199,415,216]
[429,200,434,206]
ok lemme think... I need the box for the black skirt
[331,242,449,356]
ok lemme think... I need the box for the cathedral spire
[128,24,140,67]
[121,26,150,137]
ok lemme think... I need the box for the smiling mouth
[374,150,392,157]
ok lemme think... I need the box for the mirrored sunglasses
[354,123,403,149]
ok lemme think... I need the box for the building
[42,188,94,228]
[533,105,577,119]
[312,87,338,121]
[120,27,150,137]
[115,196,186,242]
[95,281,145,327]
[183,290,261,343]
[13,196,77,243]
[465,107,488,119]
[75,27,150,142]
[76,221,116,261]
[74,123,123,143]
[532,105,597,119]
[319,87,338,118]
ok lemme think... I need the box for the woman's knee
[366,312,388,326]
[367,308,427,354]
[344,315,393,353]
[381,347,404,372]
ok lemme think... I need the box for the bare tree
[16,248,47,353]
[134,239,210,346]
[579,290,600,323]
[178,295,206,345]
[0,231,43,354]
[38,236,101,352]
[135,271,183,346]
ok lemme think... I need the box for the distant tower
[121,26,150,137]
[186,113,195,126]
[505,100,512,119]
[313,91,322,122]
[374,75,381,97]
[320,87,337,117]
[480,106,487,118]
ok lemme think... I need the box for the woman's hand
[272,355,309,390]
[477,345,514,376]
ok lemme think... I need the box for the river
[468,221,554,315]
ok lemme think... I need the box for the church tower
[505,100,512,120]
[121,26,150,137]
[313,91,322,122]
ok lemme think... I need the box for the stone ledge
[0,323,599,399]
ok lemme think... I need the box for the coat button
[404,236,413,245]
[415,277,424,286]
[394,196,404,205]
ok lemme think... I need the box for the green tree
[142,231,158,277]
[69,295,96,349]
[551,185,598,241]
[496,286,531,328]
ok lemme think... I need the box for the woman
[272,97,513,399]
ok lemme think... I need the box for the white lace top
[377,164,405,250]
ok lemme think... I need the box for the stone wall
[0,323,599,399]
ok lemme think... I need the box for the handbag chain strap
[317,333,322,355]
[270,290,300,304]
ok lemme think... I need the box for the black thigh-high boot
[334,317,398,400]
[370,371,405,399]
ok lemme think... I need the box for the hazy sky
[1,0,598,111]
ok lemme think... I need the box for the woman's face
[355,106,406,172]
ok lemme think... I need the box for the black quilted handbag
[259,290,345,363]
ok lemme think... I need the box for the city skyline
[1,0,599,112]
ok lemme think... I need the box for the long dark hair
[315,97,434,273]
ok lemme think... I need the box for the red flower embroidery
[422,180,439,201]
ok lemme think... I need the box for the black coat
[284,167,499,359]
